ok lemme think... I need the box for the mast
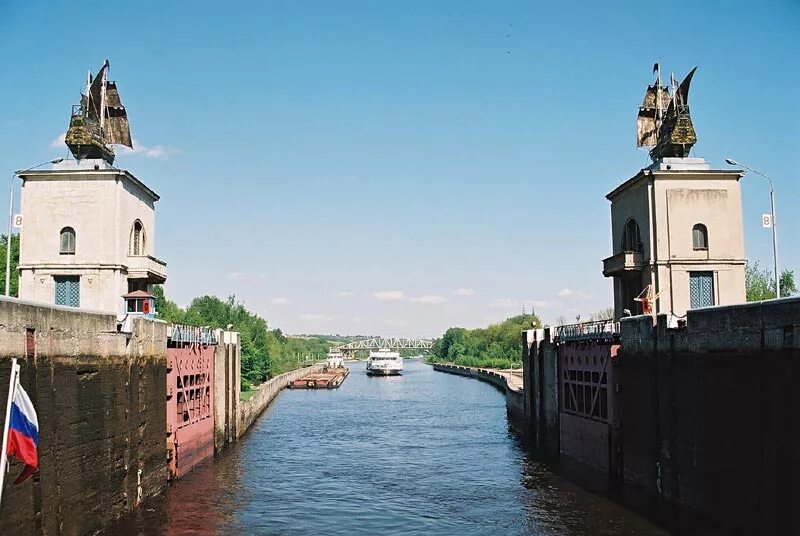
[670,72,678,111]
[654,63,662,138]
[99,61,108,134]
[86,70,91,114]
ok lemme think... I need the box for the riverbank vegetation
[746,261,796,300]
[429,314,540,369]
[153,287,334,390]
[0,235,19,296]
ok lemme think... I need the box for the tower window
[60,227,76,255]
[54,275,80,307]
[130,220,145,256]
[621,219,643,252]
[692,224,708,250]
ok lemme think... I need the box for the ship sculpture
[636,64,697,161]
[65,60,133,164]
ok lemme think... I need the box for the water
[113,361,666,535]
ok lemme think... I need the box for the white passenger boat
[366,348,403,376]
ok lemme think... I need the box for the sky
[0,1,798,338]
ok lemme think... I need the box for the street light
[725,158,780,298]
[5,158,64,296]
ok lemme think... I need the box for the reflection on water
[109,361,666,535]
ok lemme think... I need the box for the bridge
[332,337,433,358]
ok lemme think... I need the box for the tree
[153,287,339,390]
[429,313,541,369]
[745,261,797,301]
[590,307,615,321]
[0,234,19,297]
[152,285,186,323]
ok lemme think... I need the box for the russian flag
[6,384,39,484]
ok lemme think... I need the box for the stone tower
[602,67,746,319]
[17,159,167,314]
[603,158,746,319]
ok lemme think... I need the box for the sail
[674,66,696,111]
[636,85,669,147]
[103,81,133,148]
[86,61,109,123]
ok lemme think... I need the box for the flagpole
[0,358,20,509]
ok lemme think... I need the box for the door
[689,271,714,309]
[54,276,80,307]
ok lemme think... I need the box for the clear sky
[1,1,797,337]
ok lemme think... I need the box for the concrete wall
[237,365,321,436]
[214,330,241,451]
[523,328,560,456]
[0,297,168,535]
[617,298,800,534]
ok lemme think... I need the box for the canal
[113,360,666,535]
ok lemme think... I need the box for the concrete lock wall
[616,298,800,535]
[523,327,560,457]
[214,330,241,452]
[0,297,168,535]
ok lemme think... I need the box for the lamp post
[5,158,64,296]
[725,158,780,298]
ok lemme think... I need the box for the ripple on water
[109,361,666,536]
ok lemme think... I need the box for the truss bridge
[333,337,433,358]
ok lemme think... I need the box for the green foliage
[153,287,333,390]
[590,307,615,321]
[0,234,19,297]
[745,261,797,301]
[429,313,540,369]
[152,285,185,323]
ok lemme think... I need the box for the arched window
[130,220,145,256]
[621,219,643,252]
[692,223,708,250]
[60,227,76,255]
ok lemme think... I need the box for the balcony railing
[602,251,646,277]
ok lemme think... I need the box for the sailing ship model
[64,60,133,164]
[636,64,698,161]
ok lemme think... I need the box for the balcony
[602,251,646,277]
[127,255,167,284]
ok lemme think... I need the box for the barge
[290,350,350,389]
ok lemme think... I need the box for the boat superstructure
[366,348,403,376]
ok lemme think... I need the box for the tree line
[429,314,540,369]
[153,286,331,390]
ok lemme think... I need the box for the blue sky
[1,1,797,337]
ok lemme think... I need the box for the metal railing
[167,324,217,345]
[554,320,619,343]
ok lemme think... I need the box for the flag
[6,383,39,484]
